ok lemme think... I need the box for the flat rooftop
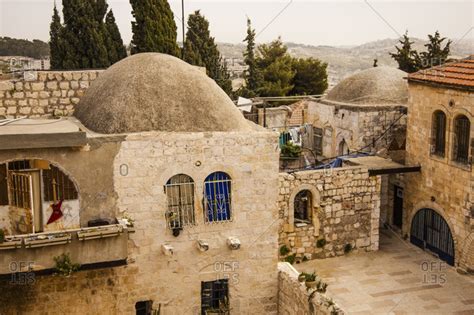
[0,118,87,150]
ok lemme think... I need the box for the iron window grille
[431,111,446,157]
[201,279,229,315]
[294,190,312,224]
[453,115,471,164]
[164,174,195,229]
[204,172,232,223]
[7,172,32,209]
[313,127,323,155]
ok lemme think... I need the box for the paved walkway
[296,228,474,315]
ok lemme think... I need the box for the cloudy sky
[0,0,473,46]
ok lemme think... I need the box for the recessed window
[135,300,153,315]
[313,127,323,155]
[164,174,195,229]
[431,110,446,157]
[201,279,229,314]
[453,115,471,164]
[294,190,312,224]
[204,172,232,223]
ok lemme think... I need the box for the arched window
[453,115,471,164]
[294,190,312,224]
[165,174,195,229]
[204,172,232,223]
[431,110,447,156]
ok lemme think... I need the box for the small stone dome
[74,53,253,134]
[324,66,408,106]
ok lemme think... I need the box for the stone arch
[288,184,321,234]
[408,200,458,264]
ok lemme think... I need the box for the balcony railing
[0,224,133,275]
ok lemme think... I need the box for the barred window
[201,279,229,315]
[313,127,323,155]
[42,165,78,201]
[165,174,195,229]
[7,172,32,209]
[453,115,471,164]
[204,172,232,223]
[431,110,446,157]
[294,190,312,224]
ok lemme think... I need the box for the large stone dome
[74,53,253,134]
[324,66,408,106]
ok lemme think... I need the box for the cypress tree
[130,0,180,56]
[104,10,127,64]
[242,18,261,97]
[183,10,232,95]
[49,5,64,70]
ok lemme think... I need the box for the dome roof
[74,53,253,134]
[324,66,408,106]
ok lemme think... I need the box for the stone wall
[0,70,101,118]
[277,262,344,315]
[278,166,381,261]
[404,82,474,269]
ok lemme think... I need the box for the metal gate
[410,208,455,265]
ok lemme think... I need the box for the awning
[342,156,421,176]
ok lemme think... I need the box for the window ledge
[295,222,311,228]
[449,161,472,171]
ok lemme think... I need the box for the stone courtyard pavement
[296,228,474,315]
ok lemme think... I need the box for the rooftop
[408,56,474,91]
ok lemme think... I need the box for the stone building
[403,57,474,269]
[306,66,408,160]
[0,53,280,314]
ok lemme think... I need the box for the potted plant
[305,272,317,289]
[298,272,306,282]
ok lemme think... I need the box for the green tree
[183,10,232,95]
[255,38,295,97]
[290,57,328,96]
[389,31,421,73]
[419,31,451,69]
[241,18,261,97]
[0,37,49,59]
[60,0,109,69]
[104,10,127,64]
[130,0,180,56]
[49,5,64,69]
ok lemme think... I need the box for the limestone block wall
[277,262,344,315]
[404,82,474,268]
[278,167,381,261]
[0,70,101,118]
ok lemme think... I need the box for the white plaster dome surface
[74,53,253,134]
[324,66,408,106]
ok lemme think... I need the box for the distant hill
[0,37,49,59]
[218,38,473,87]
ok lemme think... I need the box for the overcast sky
[0,0,473,46]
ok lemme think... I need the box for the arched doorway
[410,208,455,265]
[338,139,349,156]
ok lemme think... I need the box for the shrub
[0,229,4,243]
[280,143,301,158]
[53,253,80,277]
[284,254,296,265]
[279,244,290,256]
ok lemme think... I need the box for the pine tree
[183,10,232,95]
[49,5,64,70]
[290,57,328,96]
[241,18,261,97]
[255,38,295,97]
[389,31,421,73]
[104,10,127,64]
[130,0,180,56]
[420,31,451,69]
